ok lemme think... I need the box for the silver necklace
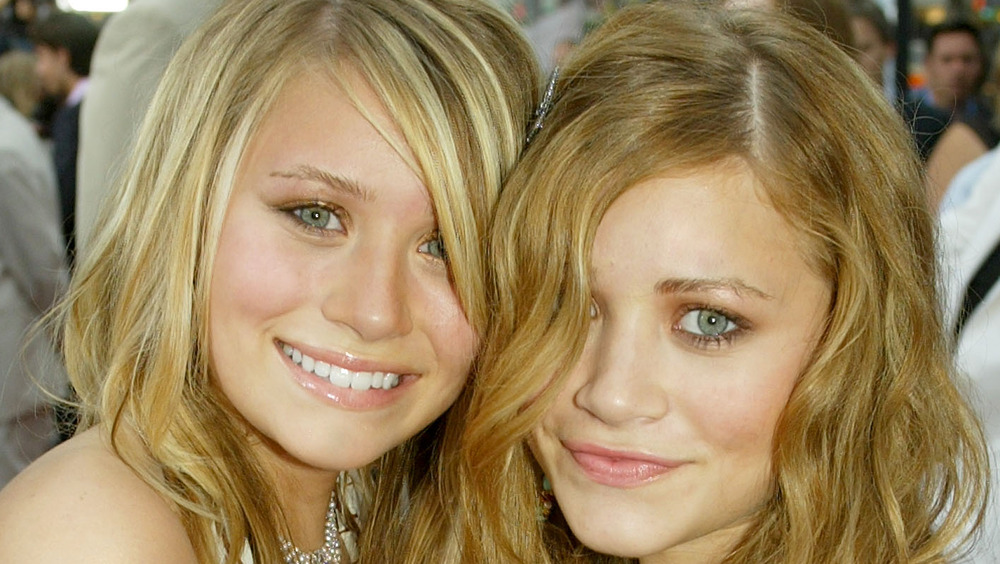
[279,490,345,564]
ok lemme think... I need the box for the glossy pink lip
[563,440,686,488]
[276,340,417,410]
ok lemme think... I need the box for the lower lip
[280,347,413,410]
[566,446,682,488]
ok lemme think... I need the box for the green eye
[293,206,341,230]
[419,234,448,261]
[679,308,737,337]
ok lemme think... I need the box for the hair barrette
[526,67,560,146]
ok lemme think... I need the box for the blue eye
[418,233,447,262]
[678,308,738,337]
[292,205,343,231]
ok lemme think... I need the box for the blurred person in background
[76,0,222,256]
[850,1,987,206]
[0,64,68,490]
[0,49,40,119]
[850,0,896,99]
[936,126,1000,564]
[30,10,98,269]
[0,0,48,55]
[914,19,998,148]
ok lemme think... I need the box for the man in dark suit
[31,11,98,268]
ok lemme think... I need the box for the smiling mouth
[563,441,686,488]
[281,342,401,390]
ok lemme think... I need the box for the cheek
[692,354,800,461]
[210,218,305,330]
[422,285,478,382]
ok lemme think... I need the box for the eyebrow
[270,164,373,203]
[655,277,775,301]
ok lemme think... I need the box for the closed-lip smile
[562,440,687,488]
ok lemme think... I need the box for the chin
[562,514,664,560]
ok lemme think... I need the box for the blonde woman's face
[531,163,830,562]
[208,71,476,475]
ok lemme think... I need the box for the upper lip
[561,440,685,467]
[278,339,417,375]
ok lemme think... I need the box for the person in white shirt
[0,93,67,489]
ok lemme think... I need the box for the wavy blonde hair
[55,0,538,562]
[404,3,989,563]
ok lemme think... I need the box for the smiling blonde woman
[0,0,539,563]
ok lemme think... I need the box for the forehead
[232,68,428,207]
[931,31,979,55]
[592,164,822,289]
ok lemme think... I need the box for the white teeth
[351,372,373,391]
[281,343,402,390]
[330,365,352,388]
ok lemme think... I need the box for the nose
[572,314,671,426]
[321,241,413,342]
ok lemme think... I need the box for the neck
[252,438,340,550]
[639,521,748,564]
[58,75,81,103]
[278,467,339,550]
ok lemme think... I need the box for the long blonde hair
[423,3,989,563]
[57,0,539,562]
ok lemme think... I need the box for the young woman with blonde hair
[0,0,539,562]
[386,3,990,563]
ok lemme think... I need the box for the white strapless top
[239,541,253,563]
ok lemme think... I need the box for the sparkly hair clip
[526,67,560,146]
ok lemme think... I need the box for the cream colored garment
[75,0,222,255]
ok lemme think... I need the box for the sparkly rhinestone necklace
[279,490,345,564]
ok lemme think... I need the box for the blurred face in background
[14,0,35,22]
[33,44,70,99]
[851,16,893,87]
[925,30,982,108]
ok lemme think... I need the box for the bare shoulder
[0,427,198,563]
